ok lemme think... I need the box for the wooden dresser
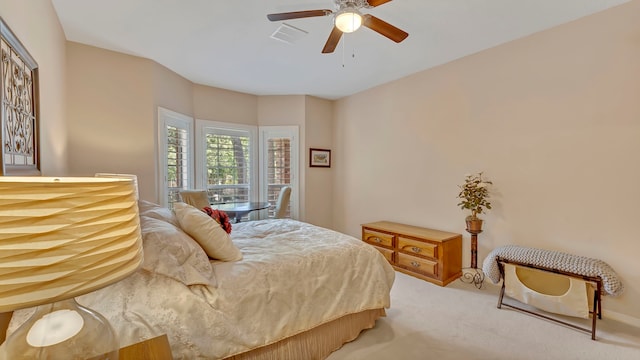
[361,221,462,286]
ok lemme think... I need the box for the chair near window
[274,186,292,219]
[179,190,210,210]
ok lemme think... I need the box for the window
[195,120,258,213]
[260,126,299,219]
[159,117,299,220]
[158,107,193,207]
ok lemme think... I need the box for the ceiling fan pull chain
[342,35,346,67]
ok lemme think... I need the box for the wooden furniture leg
[470,232,478,269]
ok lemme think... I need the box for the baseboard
[603,309,640,328]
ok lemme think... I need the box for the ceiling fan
[267,0,409,54]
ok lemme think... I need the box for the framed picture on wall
[1,16,41,176]
[309,148,331,168]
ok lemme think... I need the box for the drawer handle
[373,237,382,243]
[411,246,421,253]
[410,261,421,268]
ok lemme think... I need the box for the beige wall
[305,96,334,228]
[152,62,194,117]
[257,95,305,126]
[194,84,258,125]
[0,0,67,175]
[65,42,157,200]
[334,1,640,323]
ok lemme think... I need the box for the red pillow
[202,207,232,234]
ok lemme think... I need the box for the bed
[6,200,395,359]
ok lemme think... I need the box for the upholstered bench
[482,245,623,340]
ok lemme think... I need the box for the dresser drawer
[397,253,437,277]
[363,229,393,248]
[397,236,438,259]
[371,246,394,262]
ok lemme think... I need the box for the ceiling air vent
[270,23,308,45]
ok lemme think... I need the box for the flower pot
[465,218,483,232]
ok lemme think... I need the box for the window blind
[166,125,190,205]
[205,132,251,204]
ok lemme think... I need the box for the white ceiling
[51,0,629,100]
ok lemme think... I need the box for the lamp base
[1,298,119,359]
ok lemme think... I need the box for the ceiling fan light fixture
[335,7,362,33]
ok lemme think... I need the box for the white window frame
[259,126,299,219]
[157,107,194,207]
[195,119,259,202]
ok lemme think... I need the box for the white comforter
[8,215,395,359]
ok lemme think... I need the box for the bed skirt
[224,308,386,360]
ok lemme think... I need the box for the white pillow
[173,202,243,262]
[138,200,180,227]
[140,216,216,286]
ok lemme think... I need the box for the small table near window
[213,202,270,223]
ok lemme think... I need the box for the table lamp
[0,177,143,359]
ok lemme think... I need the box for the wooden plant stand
[460,228,484,289]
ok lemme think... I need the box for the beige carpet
[327,271,640,360]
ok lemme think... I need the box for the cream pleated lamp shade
[95,173,139,200]
[0,176,143,313]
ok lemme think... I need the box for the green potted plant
[457,172,492,231]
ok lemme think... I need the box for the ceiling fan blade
[367,0,393,7]
[267,9,332,22]
[322,27,344,54]
[362,14,408,43]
